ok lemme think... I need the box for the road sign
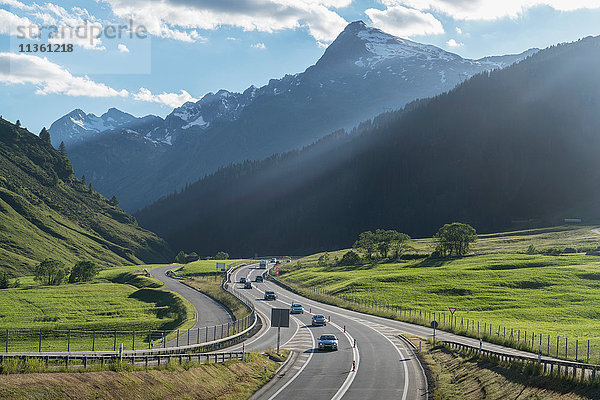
[271,308,289,354]
[270,308,290,328]
[216,262,226,271]
[430,321,438,329]
[449,307,457,315]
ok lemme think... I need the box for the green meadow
[278,226,600,362]
[0,264,195,352]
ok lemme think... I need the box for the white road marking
[267,320,316,400]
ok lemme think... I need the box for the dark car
[244,281,252,289]
[240,277,247,283]
[255,275,264,282]
[264,291,277,300]
[312,314,327,326]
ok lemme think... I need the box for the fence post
[576,340,579,362]
[557,336,559,358]
[197,327,200,344]
[587,340,590,364]
[132,331,136,351]
[566,338,568,359]
[176,329,180,347]
[67,330,71,352]
[163,331,166,348]
[5,329,7,352]
[148,330,151,349]
[187,328,190,346]
[38,329,42,352]
[92,331,96,352]
[205,326,208,342]
[113,331,117,352]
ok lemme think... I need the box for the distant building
[564,218,582,224]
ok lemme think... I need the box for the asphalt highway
[230,263,427,400]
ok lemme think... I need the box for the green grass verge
[176,259,250,277]
[183,276,250,322]
[277,225,600,363]
[0,352,283,400]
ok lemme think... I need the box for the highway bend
[172,262,428,400]
[158,262,559,399]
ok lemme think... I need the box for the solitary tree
[175,251,187,264]
[58,141,67,156]
[68,261,99,283]
[434,222,477,257]
[339,250,361,266]
[16,120,21,128]
[88,183,94,192]
[353,231,377,260]
[39,127,50,144]
[317,252,330,267]
[215,251,229,260]
[109,195,119,206]
[0,272,9,289]
[185,252,199,263]
[81,175,87,186]
[34,259,69,286]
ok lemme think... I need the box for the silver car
[318,334,338,351]
[290,303,303,314]
[312,314,327,326]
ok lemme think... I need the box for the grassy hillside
[0,118,171,276]
[277,226,600,361]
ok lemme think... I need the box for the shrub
[339,251,361,266]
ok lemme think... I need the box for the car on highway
[255,275,264,282]
[259,260,267,268]
[312,314,327,326]
[244,281,252,289]
[270,258,278,264]
[240,277,247,283]
[264,290,277,300]
[317,334,338,351]
[290,303,303,314]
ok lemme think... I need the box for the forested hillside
[136,36,600,256]
[0,119,171,275]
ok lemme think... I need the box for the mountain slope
[61,21,536,212]
[0,118,171,275]
[135,36,600,256]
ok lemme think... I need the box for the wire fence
[271,276,600,365]
[1,265,257,355]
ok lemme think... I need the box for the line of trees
[174,251,230,264]
[352,229,412,261]
[33,259,100,286]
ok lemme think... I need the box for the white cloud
[0,9,39,39]
[385,0,600,21]
[0,52,128,97]
[101,0,349,43]
[251,42,266,50]
[117,43,130,53]
[455,26,462,34]
[0,52,194,108]
[133,88,198,108]
[0,0,34,10]
[366,5,444,37]
[446,38,463,47]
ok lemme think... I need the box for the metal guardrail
[0,351,246,370]
[444,340,600,381]
[0,265,259,363]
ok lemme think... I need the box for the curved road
[151,265,233,345]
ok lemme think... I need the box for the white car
[318,334,338,351]
[290,303,303,314]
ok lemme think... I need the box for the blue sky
[1,0,600,132]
